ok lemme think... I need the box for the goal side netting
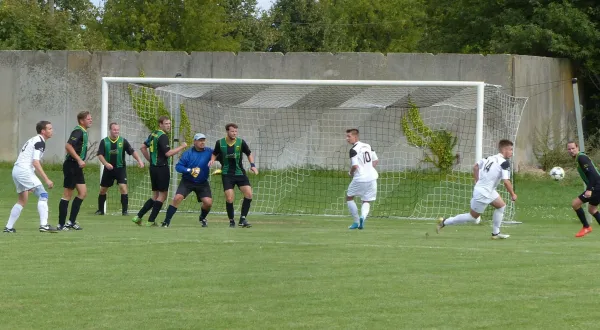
[101,78,527,222]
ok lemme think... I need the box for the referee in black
[132,116,187,226]
[58,111,92,231]
[95,122,145,216]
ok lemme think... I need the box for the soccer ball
[549,167,565,181]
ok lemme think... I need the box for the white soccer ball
[549,166,565,181]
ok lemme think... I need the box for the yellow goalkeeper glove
[191,167,200,178]
[212,169,222,176]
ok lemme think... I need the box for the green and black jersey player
[58,111,93,231]
[96,122,145,216]
[132,116,187,226]
[209,123,258,228]
[567,141,600,238]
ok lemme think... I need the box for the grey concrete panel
[0,51,574,169]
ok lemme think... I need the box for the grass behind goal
[2,167,600,329]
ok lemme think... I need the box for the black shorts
[221,175,251,191]
[100,167,127,188]
[150,166,170,192]
[63,160,85,189]
[579,189,600,206]
[175,180,212,202]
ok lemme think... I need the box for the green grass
[0,167,598,329]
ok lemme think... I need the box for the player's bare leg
[238,185,252,227]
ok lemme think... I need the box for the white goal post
[100,77,527,222]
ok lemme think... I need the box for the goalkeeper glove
[191,167,200,178]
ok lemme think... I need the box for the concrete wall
[0,51,574,168]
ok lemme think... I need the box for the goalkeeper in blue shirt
[161,133,213,228]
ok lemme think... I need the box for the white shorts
[12,166,42,194]
[347,180,377,201]
[470,189,499,213]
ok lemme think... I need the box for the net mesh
[103,80,527,221]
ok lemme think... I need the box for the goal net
[101,78,527,222]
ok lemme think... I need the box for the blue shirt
[175,147,213,183]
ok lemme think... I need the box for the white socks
[361,202,370,220]
[444,213,478,226]
[492,206,505,235]
[38,200,49,226]
[6,204,23,229]
[347,200,359,223]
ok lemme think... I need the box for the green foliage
[401,101,457,172]
[179,104,193,147]
[127,71,171,133]
[101,0,240,52]
[532,121,573,171]
[268,0,425,53]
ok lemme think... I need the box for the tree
[101,0,239,52]
[421,0,600,134]
[267,0,425,53]
[0,0,78,50]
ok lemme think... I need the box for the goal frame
[100,77,493,217]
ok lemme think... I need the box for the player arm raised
[163,136,187,158]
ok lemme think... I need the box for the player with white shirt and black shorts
[436,139,517,239]
[4,121,57,233]
[345,129,379,230]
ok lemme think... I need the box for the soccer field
[1,166,599,329]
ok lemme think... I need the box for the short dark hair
[567,140,578,147]
[77,111,90,123]
[158,116,170,124]
[109,122,118,130]
[346,128,359,135]
[498,139,513,149]
[36,121,51,134]
[225,123,238,131]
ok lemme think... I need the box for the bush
[532,120,573,171]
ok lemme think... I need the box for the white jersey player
[436,139,517,239]
[345,128,379,230]
[4,121,56,233]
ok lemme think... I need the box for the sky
[92,0,274,11]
